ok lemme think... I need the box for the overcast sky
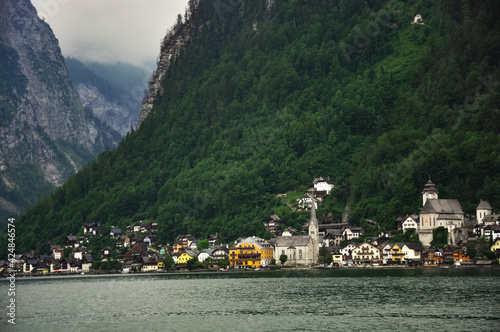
[31,0,189,67]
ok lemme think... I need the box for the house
[263,214,281,236]
[339,243,357,257]
[73,247,86,261]
[198,249,215,262]
[401,215,419,231]
[65,235,78,248]
[212,247,229,261]
[483,225,500,241]
[342,226,364,241]
[83,222,99,236]
[110,227,122,238]
[23,259,38,274]
[208,234,219,246]
[61,258,79,273]
[141,257,159,272]
[352,242,381,264]
[82,255,93,272]
[282,227,298,237]
[102,246,112,258]
[332,251,343,265]
[382,243,405,264]
[297,194,319,210]
[423,249,443,264]
[313,177,335,195]
[177,251,195,265]
[189,240,199,251]
[401,243,423,262]
[491,238,500,254]
[230,236,274,268]
[52,247,64,260]
[324,229,343,247]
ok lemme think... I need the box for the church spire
[422,177,439,206]
[307,193,319,264]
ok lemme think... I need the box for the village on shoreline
[2,178,500,277]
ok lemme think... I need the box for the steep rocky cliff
[65,57,142,136]
[0,0,121,222]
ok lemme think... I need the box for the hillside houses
[6,176,499,277]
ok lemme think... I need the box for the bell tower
[308,194,319,264]
[422,177,439,206]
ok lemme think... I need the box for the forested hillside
[2,0,499,256]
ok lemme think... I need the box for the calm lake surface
[1,268,499,331]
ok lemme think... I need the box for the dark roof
[404,243,423,251]
[477,200,492,210]
[421,179,438,194]
[313,177,334,185]
[275,235,311,247]
[420,199,463,214]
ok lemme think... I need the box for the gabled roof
[404,243,423,251]
[275,235,311,247]
[420,199,463,214]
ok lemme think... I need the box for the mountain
[2,0,499,255]
[65,58,141,136]
[0,0,121,227]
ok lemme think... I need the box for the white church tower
[476,200,492,224]
[308,194,319,264]
[422,178,439,206]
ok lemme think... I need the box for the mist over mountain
[65,58,143,135]
[2,0,499,255]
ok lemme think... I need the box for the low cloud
[32,0,188,67]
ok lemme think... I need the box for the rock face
[138,12,196,126]
[76,83,136,136]
[0,0,121,218]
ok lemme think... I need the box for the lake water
[1,268,499,331]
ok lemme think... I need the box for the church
[417,179,464,246]
[273,194,319,265]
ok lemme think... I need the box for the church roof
[421,179,439,194]
[437,213,462,220]
[477,200,492,210]
[275,235,311,247]
[420,199,463,215]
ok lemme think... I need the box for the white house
[313,177,335,195]
[352,242,381,263]
[401,215,419,231]
[198,249,215,262]
[401,243,423,262]
[340,243,357,257]
[343,226,364,241]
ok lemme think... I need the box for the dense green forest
[1,0,499,256]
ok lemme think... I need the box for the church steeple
[308,194,319,264]
[422,177,439,206]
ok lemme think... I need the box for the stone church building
[273,194,319,265]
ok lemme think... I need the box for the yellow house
[332,251,343,265]
[177,252,194,264]
[229,236,274,269]
[491,239,500,252]
[391,243,405,262]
